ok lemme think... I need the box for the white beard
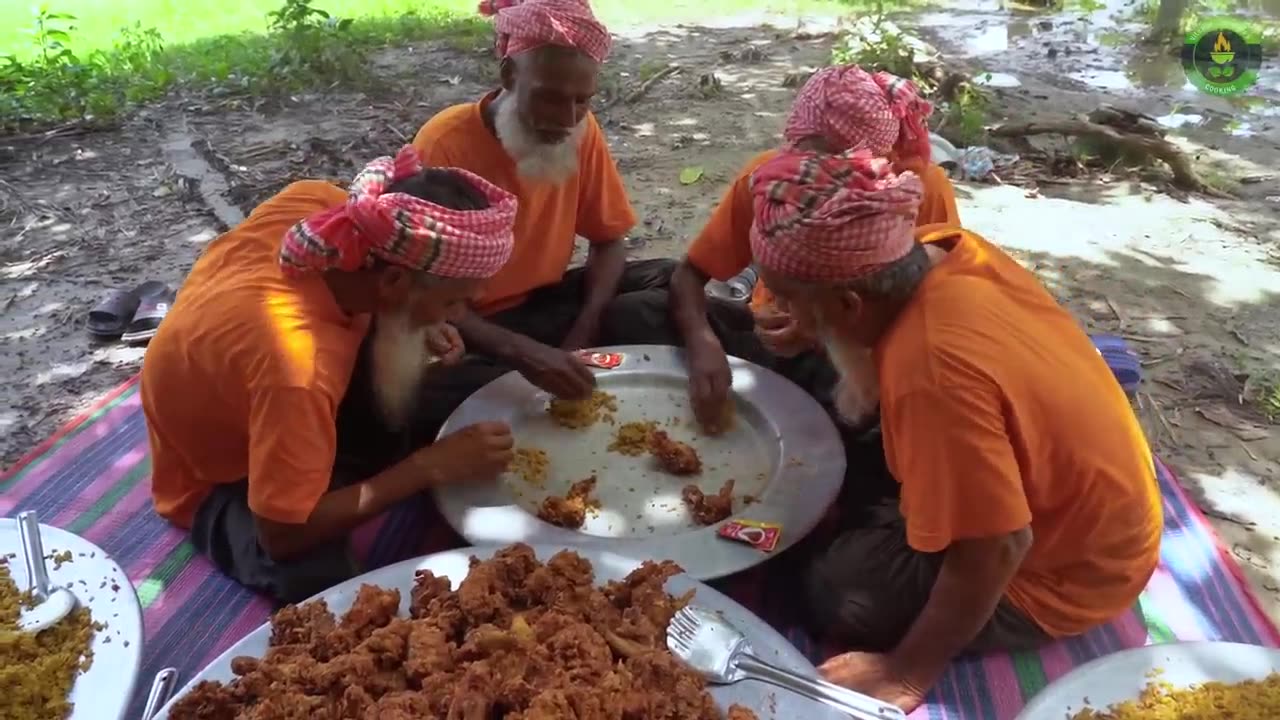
[369,311,436,432]
[822,332,881,427]
[492,95,584,184]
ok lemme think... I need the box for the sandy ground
[2,3,1279,619]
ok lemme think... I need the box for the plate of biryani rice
[150,543,847,720]
[0,518,144,720]
[1016,640,1280,719]
[433,345,845,580]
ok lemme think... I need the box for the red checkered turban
[478,0,612,63]
[279,146,517,280]
[749,150,923,283]
[783,65,933,163]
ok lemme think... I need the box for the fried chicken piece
[409,569,453,618]
[238,689,328,720]
[336,685,374,719]
[682,478,735,525]
[269,600,336,647]
[605,559,685,607]
[648,430,702,475]
[230,656,260,676]
[405,620,456,680]
[727,704,760,720]
[535,475,600,529]
[510,689,575,720]
[622,650,720,720]
[354,617,411,668]
[544,622,614,681]
[166,680,240,720]
[366,691,433,720]
[340,584,401,638]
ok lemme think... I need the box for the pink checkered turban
[784,65,934,163]
[749,149,923,283]
[478,0,612,63]
[279,145,517,280]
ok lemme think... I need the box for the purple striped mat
[3,377,1277,719]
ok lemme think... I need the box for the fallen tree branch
[989,119,1231,197]
[601,64,681,112]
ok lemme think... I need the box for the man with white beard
[142,146,520,604]
[748,149,1162,712]
[407,0,676,437]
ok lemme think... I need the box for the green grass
[1,0,852,57]
[0,0,874,131]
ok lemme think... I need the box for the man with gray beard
[408,0,676,439]
[749,149,1161,711]
[143,147,521,604]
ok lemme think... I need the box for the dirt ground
[2,4,1279,619]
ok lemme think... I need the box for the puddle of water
[974,71,1023,87]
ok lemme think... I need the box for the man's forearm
[579,240,627,314]
[670,259,716,343]
[455,310,524,361]
[890,531,1031,684]
[257,452,446,560]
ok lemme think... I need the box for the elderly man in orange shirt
[142,147,521,603]
[407,0,674,437]
[670,66,959,435]
[747,149,1162,711]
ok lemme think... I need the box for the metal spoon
[141,668,180,720]
[16,510,78,633]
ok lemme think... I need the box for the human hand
[753,305,815,358]
[421,421,514,485]
[512,337,596,399]
[424,323,465,365]
[559,310,602,351]
[818,652,928,714]
[686,333,732,434]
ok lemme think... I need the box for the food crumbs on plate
[743,494,758,506]
[536,475,602,529]
[682,479,735,525]
[649,429,703,475]
[719,519,783,552]
[508,447,550,487]
[0,564,98,720]
[609,420,658,456]
[1068,673,1280,719]
[727,704,759,720]
[47,549,73,570]
[548,390,618,429]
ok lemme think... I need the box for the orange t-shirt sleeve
[686,174,754,281]
[576,114,637,243]
[887,385,1031,553]
[915,163,961,227]
[246,387,339,524]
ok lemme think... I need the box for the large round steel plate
[433,344,845,580]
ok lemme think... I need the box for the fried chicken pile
[681,479,735,526]
[167,545,757,720]
[536,476,601,530]
[648,430,702,476]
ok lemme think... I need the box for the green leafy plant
[830,3,917,79]
[265,0,363,86]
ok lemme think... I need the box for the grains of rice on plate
[547,390,618,429]
[509,448,550,487]
[1069,672,1280,719]
[609,420,658,456]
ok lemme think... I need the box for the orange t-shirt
[876,225,1162,638]
[684,150,960,310]
[412,93,637,315]
[142,181,371,528]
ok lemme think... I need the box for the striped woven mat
[3,376,1277,719]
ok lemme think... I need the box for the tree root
[989,119,1232,197]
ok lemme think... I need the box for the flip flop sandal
[86,280,167,339]
[121,285,176,346]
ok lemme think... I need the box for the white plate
[0,518,144,720]
[1016,640,1280,719]
[434,345,846,580]
[152,544,846,720]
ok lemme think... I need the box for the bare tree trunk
[1146,0,1189,44]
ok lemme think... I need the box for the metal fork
[141,667,179,720]
[667,606,907,720]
